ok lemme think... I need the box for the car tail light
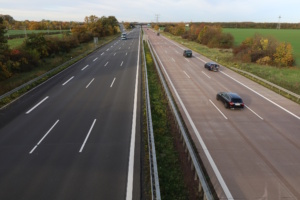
[229,102,234,106]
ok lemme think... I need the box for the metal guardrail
[147,39,213,200]
[142,33,161,200]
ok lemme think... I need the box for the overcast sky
[0,0,299,23]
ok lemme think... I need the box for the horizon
[0,0,299,23]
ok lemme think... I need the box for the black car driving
[183,50,192,57]
[216,92,244,109]
[204,62,219,71]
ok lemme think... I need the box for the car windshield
[231,98,242,103]
[186,50,192,53]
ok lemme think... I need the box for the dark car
[216,92,244,109]
[183,50,192,57]
[204,62,219,71]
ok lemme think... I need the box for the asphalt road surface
[0,27,142,200]
[144,28,300,200]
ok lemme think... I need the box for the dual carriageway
[0,26,299,199]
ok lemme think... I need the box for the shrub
[234,34,294,67]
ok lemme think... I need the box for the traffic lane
[167,54,300,198]
[147,29,300,198]
[0,31,141,198]
[161,34,300,118]
[0,36,121,128]
[150,32,300,122]
[157,42,299,198]
[0,44,118,145]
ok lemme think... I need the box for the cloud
[0,0,299,22]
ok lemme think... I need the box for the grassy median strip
[144,41,190,199]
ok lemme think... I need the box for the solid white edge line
[62,76,74,86]
[183,71,190,78]
[245,105,264,120]
[29,119,59,154]
[126,29,140,200]
[79,119,97,153]
[202,71,211,79]
[220,71,300,120]
[26,96,49,114]
[86,78,95,88]
[81,65,89,71]
[151,44,234,199]
[110,77,116,88]
[209,99,228,120]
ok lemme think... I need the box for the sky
[0,0,299,23]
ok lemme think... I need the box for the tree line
[160,23,294,67]
[0,15,119,81]
[1,14,74,30]
[156,22,300,29]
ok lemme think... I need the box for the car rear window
[231,98,242,103]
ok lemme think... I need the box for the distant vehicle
[204,62,219,71]
[183,50,192,57]
[216,92,244,109]
[157,32,160,36]
[121,33,127,40]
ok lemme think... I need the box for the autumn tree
[274,42,294,67]
[71,24,92,43]
[24,33,48,58]
[0,17,12,79]
[173,23,185,36]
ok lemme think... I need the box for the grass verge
[144,41,200,199]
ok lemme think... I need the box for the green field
[5,29,67,36]
[7,32,68,49]
[223,28,300,66]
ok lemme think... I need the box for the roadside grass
[162,32,300,97]
[5,29,68,36]
[7,33,72,49]
[0,34,118,107]
[7,38,24,49]
[144,41,190,200]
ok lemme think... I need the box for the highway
[144,28,300,199]
[0,27,142,199]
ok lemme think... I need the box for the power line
[155,14,160,23]
[277,15,281,29]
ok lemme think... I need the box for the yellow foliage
[256,56,271,65]
[260,38,269,50]
[274,42,294,67]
